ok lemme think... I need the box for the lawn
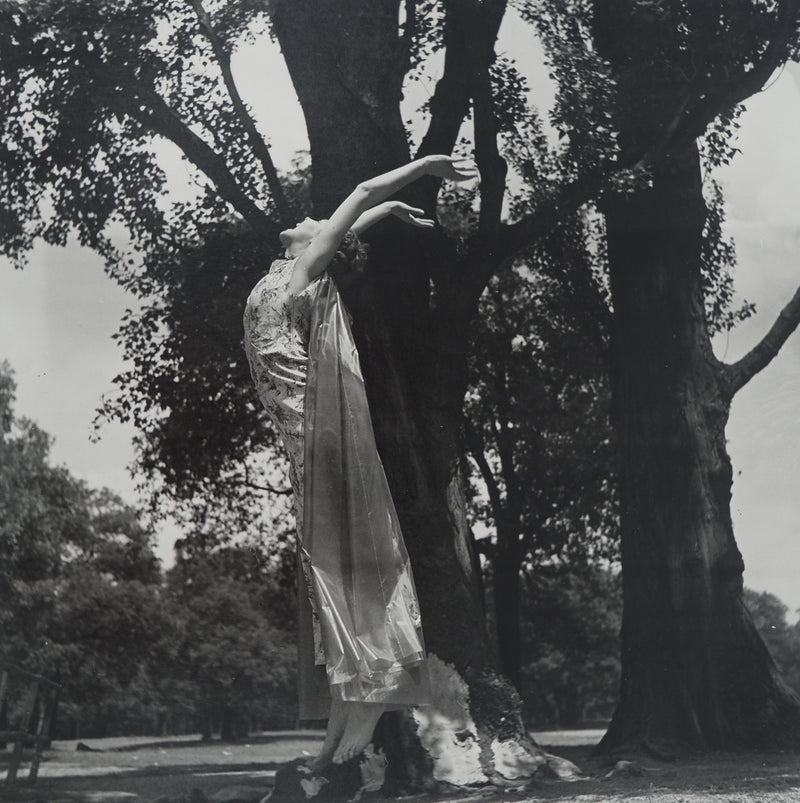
[2,730,800,802]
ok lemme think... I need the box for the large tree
[522,0,800,751]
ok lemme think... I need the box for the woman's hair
[329,229,370,287]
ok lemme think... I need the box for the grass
[2,730,800,802]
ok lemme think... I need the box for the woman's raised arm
[289,155,477,293]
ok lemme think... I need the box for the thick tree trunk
[271,0,486,675]
[599,144,800,752]
[268,2,577,794]
[270,0,409,213]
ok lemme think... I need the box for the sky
[713,61,800,619]
[1,14,799,617]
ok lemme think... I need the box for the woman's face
[279,217,323,255]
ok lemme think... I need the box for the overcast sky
[1,15,799,617]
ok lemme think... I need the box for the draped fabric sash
[303,275,429,706]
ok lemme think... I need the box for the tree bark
[598,143,800,752]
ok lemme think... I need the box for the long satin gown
[243,254,429,720]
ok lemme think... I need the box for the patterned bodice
[243,257,320,431]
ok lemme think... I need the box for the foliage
[0,364,165,723]
[94,157,312,529]
[519,0,767,335]
[100,222,284,525]
[701,177,756,335]
[526,0,789,163]
[0,0,282,269]
[0,361,95,647]
[0,362,295,737]
[516,0,618,178]
[745,588,800,696]
[162,543,297,737]
[519,565,622,727]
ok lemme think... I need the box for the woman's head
[279,217,325,256]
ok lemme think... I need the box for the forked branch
[189,0,292,225]
[115,84,278,238]
[415,0,507,210]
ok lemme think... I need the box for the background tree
[0,363,166,736]
[465,213,617,685]
[1,361,95,671]
[0,361,297,739]
[744,589,800,697]
[522,0,800,750]
[161,534,297,740]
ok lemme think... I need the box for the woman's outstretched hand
[389,202,435,228]
[424,155,480,182]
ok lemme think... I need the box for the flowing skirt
[245,266,429,719]
[299,275,429,717]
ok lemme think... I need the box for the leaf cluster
[0,0,279,276]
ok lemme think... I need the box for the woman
[243,155,478,769]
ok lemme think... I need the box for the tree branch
[412,2,473,209]
[388,0,417,99]
[415,2,472,159]
[459,160,611,304]
[241,458,293,496]
[414,0,507,209]
[239,479,293,495]
[464,420,505,524]
[724,284,800,397]
[189,0,292,226]
[115,84,278,238]
[213,472,292,496]
[471,1,508,236]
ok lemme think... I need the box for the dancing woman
[243,155,478,768]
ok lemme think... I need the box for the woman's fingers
[451,156,477,170]
[391,203,435,227]
[426,154,479,181]
[448,157,479,180]
[395,204,426,216]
